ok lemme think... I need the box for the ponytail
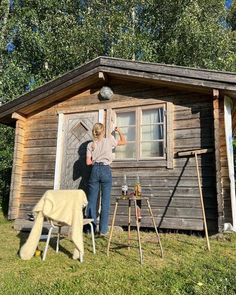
[92,123,104,139]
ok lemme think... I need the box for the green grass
[0,211,236,295]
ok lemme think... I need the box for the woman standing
[86,123,126,236]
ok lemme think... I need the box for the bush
[0,125,14,216]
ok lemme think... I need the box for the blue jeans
[86,163,112,234]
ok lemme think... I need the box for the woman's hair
[92,123,105,139]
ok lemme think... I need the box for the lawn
[0,211,236,295]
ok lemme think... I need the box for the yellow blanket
[20,189,87,260]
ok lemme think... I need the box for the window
[113,105,166,161]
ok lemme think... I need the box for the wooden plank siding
[16,80,219,232]
[18,116,57,214]
[109,89,217,231]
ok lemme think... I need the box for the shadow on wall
[233,136,236,174]
[73,140,92,196]
[158,158,189,229]
[199,101,218,233]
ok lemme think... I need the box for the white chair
[42,218,96,262]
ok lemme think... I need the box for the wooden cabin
[0,56,236,233]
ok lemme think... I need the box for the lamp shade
[99,86,113,100]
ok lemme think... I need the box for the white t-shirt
[87,136,118,165]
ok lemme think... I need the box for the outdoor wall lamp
[99,86,113,100]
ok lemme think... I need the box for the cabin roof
[0,56,236,125]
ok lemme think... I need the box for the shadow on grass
[17,231,28,249]
[48,238,73,259]
[17,231,74,259]
[104,240,140,259]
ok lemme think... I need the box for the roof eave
[0,56,236,126]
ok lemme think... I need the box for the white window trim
[54,113,65,189]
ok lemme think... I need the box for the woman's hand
[114,127,121,133]
[115,127,126,145]
[86,156,93,166]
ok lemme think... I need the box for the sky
[225,0,233,9]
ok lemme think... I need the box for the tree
[227,0,236,30]
[0,0,13,213]
[140,0,236,71]
[227,0,236,71]
[0,0,235,212]
[1,0,234,105]
[0,0,10,64]
[76,0,155,60]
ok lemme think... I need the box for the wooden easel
[177,148,213,251]
[107,196,163,264]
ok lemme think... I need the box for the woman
[86,123,126,236]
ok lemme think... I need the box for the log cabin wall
[17,78,224,232]
[110,84,218,232]
[20,111,57,215]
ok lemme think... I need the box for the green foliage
[227,0,236,66]
[227,0,236,30]
[141,0,236,70]
[0,125,13,215]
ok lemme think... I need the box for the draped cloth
[20,190,87,260]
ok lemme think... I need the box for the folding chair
[42,218,96,262]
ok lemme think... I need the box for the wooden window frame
[108,102,173,168]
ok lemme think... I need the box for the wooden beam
[213,89,224,231]
[99,66,236,92]
[57,97,168,115]
[166,102,174,168]
[213,89,219,98]
[98,71,108,83]
[100,57,236,85]
[177,148,213,157]
[12,112,26,122]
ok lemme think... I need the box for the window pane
[117,111,135,126]
[142,108,164,124]
[141,141,164,157]
[115,111,136,160]
[141,125,164,140]
[115,143,136,159]
[115,126,135,141]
